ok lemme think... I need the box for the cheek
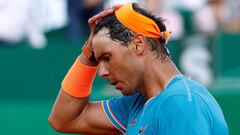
[110,53,138,80]
[118,63,135,78]
[122,67,139,89]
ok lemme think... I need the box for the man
[49,3,228,135]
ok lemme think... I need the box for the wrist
[81,40,99,66]
[79,54,98,67]
[61,57,98,98]
[82,40,96,61]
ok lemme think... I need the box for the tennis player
[49,3,228,135]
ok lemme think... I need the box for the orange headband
[115,3,169,39]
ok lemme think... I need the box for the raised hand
[80,5,123,66]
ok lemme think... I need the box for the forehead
[92,29,112,50]
[92,29,124,58]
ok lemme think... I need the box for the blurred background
[0,0,239,134]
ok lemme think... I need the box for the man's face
[92,29,143,95]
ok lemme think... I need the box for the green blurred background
[0,28,240,135]
[1,1,240,133]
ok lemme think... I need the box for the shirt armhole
[101,100,127,134]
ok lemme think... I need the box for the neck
[139,57,181,99]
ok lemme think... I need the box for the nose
[98,63,110,78]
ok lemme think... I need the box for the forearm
[79,53,98,67]
[49,89,89,131]
[49,54,98,132]
[49,7,116,133]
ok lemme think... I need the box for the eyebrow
[95,54,102,62]
[95,53,106,62]
[95,52,109,62]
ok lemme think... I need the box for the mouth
[109,81,122,90]
[110,81,118,86]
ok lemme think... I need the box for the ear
[129,34,147,55]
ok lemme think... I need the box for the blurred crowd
[1,0,239,46]
[0,0,67,49]
[0,0,240,86]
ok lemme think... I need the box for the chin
[115,83,137,96]
[120,88,137,96]
[121,91,131,96]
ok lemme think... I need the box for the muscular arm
[48,8,122,134]
[49,89,120,134]
[48,55,120,134]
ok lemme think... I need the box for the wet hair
[94,3,170,60]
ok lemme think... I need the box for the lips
[110,81,118,86]
[108,79,123,90]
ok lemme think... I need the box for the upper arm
[70,101,121,134]
[49,89,137,134]
[49,90,121,135]
[77,94,136,134]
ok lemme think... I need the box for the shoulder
[158,77,214,116]
[154,77,211,125]
[154,76,228,134]
[156,95,211,134]
[163,76,213,102]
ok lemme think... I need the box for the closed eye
[102,55,111,62]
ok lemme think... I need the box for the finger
[106,8,114,15]
[113,4,123,11]
[88,14,100,24]
[98,9,114,18]
[88,8,114,26]
[98,11,105,17]
[94,18,102,25]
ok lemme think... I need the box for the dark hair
[94,3,170,60]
